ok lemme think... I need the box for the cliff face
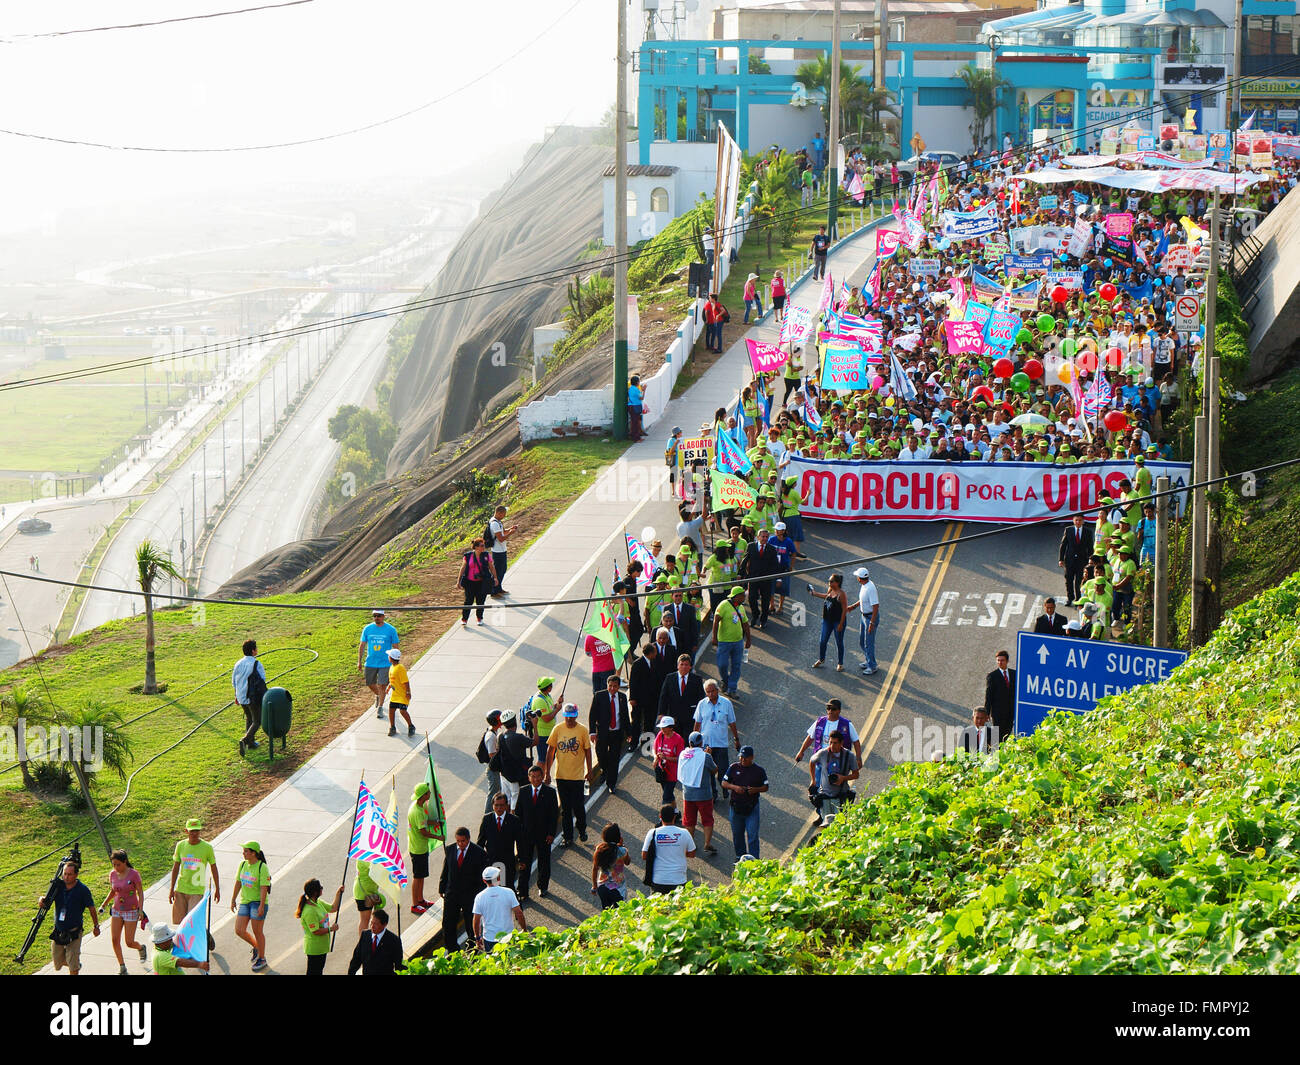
[387,138,606,474]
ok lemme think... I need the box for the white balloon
[641,526,656,544]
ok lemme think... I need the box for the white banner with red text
[789,458,1190,523]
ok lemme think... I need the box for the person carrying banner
[150,923,209,975]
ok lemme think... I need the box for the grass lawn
[0,437,626,973]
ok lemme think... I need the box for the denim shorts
[237,900,268,919]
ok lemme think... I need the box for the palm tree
[957,63,1010,153]
[0,686,50,789]
[59,699,133,789]
[136,540,182,695]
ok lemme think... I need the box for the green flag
[581,575,631,667]
[423,741,447,843]
[711,470,757,513]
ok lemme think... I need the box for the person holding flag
[408,782,438,915]
[581,576,631,693]
[150,922,209,975]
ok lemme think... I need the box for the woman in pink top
[769,271,787,324]
[100,848,147,974]
[653,717,686,805]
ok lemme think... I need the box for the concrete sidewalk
[41,217,886,975]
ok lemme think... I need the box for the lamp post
[987,33,1002,156]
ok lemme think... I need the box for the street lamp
[986,34,1003,154]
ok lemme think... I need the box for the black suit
[662,602,700,656]
[437,841,488,953]
[658,671,706,730]
[513,783,558,898]
[588,691,631,792]
[1034,611,1068,636]
[1059,525,1094,604]
[959,724,996,756]
[347,929,405,975]
[477,811,524,892]
[629,653,662,742]
[742,542,780,626]
[983,667,1017,741]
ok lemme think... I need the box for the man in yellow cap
[170,818,219,925]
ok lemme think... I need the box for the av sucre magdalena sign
[788,458,1191,523]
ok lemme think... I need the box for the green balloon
[1010,372,1031,392]
[1016,328,1033,345]
[1037,313,1056,332]
[1061,338,1077,357]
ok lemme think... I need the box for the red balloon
[1050,285,1068,304]
[1023,358,1044,380]
[972,385,996,404]
[1103,410,1128,432]
[1098,282,1118,302]
[1078,350,1098,373]
[1105,346,1124,368]
[1001,401,1016,418]
[993,357,1014,379]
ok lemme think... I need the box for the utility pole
[258,378,264,448]
[202,443,208,530]
[828,0,842,239]
[874,0,886,91]
[1232,0,1244,130]
[1153,475,1170,647]
[241,394,246,473]
[221,416,227,500]
[612,0,629,441]
[1205,188,1221,491]
[179,504,186,601]
[143,368,149,436]
[1189,414,1207,646]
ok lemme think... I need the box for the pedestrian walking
[495,710,534,809]
[438,827,488,953]
[658,653,705,731]
[231,639,267,757]
[711,586,752,696]
[742,273,763,323]
[544,704,592,845]
[150,924,209,974]
[721,745,769,859]
[629,642,661,750]
[810,574,848,670]
[584,632,617,693]
[770,270,786,324]
[358,607,399,719]
[297,879,344,975]
[408,782,438,915]
[794,698,863,784]
[383,648,415,736]
[459,537,496,626]
[478,710,503,815]
[692,679,738,802]
[472,867,526,952]
[641,803,696,894]
[652,716,685,805]
[231,841,271,971]
[42,858,99,975]
[808,731,859,824]
[741,529,779,629]
[810,225,830,280]
[703,293,728,353]
[983,650,1017,742]
[477,793,524,894]
[680,732,720,856]
[487,505,517,596]
[527,675,559,759]
[514,764,558,902]
[846,567,880,675]
[588,674,631,796]
[170,817,219,925]
[347,909,405,974]
[99,849,147,975]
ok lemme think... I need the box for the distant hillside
[387,134,607,474]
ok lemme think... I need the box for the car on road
[898,150,964,184]
[17,517,51,534]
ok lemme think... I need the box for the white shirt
[693,696,736,748]
[489,518,506,553]
[471,885,519,942]
[641,825,695,886]
[858,581,879,618]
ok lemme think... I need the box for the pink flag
[745,338,789,374]
[943,320,984,356]
[848,171,865,204]
[818,270,834,313]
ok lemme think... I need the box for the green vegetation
[135,540,184,695]
[1213,270,1251,392]
[325,404,399,508]
[794,58,898,157]
[957,64,1010,154]
[565,273,614,326]
[408,570,1300,974]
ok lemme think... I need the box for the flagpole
[391,774,401,939]
[425,736,446,843]
[331,773,364,952]
[558,577,599,706]
[204,880,213,959]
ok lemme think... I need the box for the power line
[0,457,1290,615]
[0,1,316,43]
[0,0,588,152]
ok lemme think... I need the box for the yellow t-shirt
[547,724,592,781]
[388,663,410,704]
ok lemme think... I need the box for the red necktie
[1003,670,1009,686]
[532,789,538,804]
[680,676,685,697]
[371,934,378,953]
[610,698,618,729]
[457,848,465,867]
[497,816,503,832]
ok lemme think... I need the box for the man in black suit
[741,529,780,628]
[629,641,661,750]
[1033,597,1069,636]
[513,764,558,901]
[1059,514,1094,606]
[347,909,405,975]
[588,674,631,794]
[477,792,524,893]
[665,590,700,657]
[959,707,997,756]
[982,649,1016,742]
[437,827,488,953]
[658,653,706,730]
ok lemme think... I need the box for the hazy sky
[0,0,625,229]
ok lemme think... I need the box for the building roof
[731,0,994,11]
[603,164,679,177]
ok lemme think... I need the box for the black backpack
[482,520,495,549]
[246,662,268,713]
[475,731,492,765]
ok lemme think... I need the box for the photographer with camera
[38,854,100,975]
[807,731,860,826]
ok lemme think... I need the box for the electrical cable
[0,456,1290,614]
[0,1,316,43]
[0,0,588,153]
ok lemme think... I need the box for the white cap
[657,716,675,728]
[854,567,870,579]
[386,648,401,661]
[500,709,516,724]
[775,522,787,531]
[151,924,175,944]
[482,866,501,882]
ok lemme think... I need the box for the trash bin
[260,687,292,760]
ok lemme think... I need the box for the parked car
[897,150,964,184]
[18,517,51,534]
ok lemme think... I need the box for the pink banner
[947,277,968,315]
[875,229,902,260]
[746,338,789,374]
[818,270,834,313]
[1104,212,1134,239]
[943,320,983,355]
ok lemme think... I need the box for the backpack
[483,521,495,550]
[475,731,492,765]
[246,661,268,713]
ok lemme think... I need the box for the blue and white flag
[890,352,918,403]
[714,425,753,476]
[172,890,210,963]
[940,203,1000,241]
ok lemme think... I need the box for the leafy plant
[0,686,51,789]
[564,274,613,325]
[957,64,1009,153]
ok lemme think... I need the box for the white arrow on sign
[1037,645,1050,664]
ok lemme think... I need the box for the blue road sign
[1014,631,1188,735]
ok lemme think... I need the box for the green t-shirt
[716,600,749,643]
[172,839,216,896]
[1111,558,1137,590]
[153,948,182,975]
[300,898,332,957]
[352,861,386,908]
[408,800,431,855]
[533,692,557,738]
[236,859,271,905]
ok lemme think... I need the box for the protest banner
[788,458,1191,523]
[711,470,757,512]
[1003,253,1053,274]
[678,434,714,466]
[779,304,813,343]
[908,258,940,276]
[943,320,984,356]
[875,228,902,259]
[745,338,789,374]
[1045,270,1085,291]
[1005,279,1042,311]
[820,340,869,390]
[982,306,1020,355]
[982,239,1009,262]
[964,301,993,329]
[1103,212,1134,239]
[939,203,1000,240]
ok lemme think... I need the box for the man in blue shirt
[358,608,399,719]
[42,859,99,975]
